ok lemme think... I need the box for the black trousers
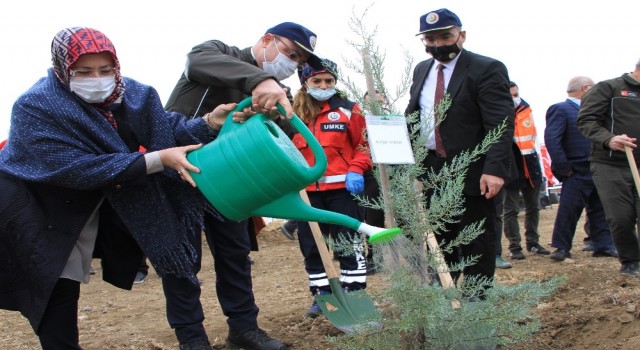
[421,153,497,287]
[297,189,367,293]
[38,278,82,350]
[591,162,640,264]
[161,214,259,344]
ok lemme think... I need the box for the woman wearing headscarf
[291,58,373,318]
[0,27,249,349]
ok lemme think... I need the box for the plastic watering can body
[187,97,402,243]
[187,97,327,221]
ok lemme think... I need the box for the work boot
[227,328,287,350]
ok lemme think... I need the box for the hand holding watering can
[158,102,256,188]
[187,97,401,244]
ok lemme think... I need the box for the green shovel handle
[222,97,327,179]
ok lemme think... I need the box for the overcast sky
[1,0,638,141]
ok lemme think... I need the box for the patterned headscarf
[51,27,125,127]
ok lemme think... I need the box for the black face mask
[425,43,461,62]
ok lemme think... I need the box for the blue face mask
[307,87,336,101]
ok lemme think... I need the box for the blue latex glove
[345,172,365,194]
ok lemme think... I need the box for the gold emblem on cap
[309,36,317,50]
[426,12,440,24]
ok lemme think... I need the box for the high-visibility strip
[308,272,329,288]
[520,149,536,155]
[318,174,346,184]
[339,269,367,284]
[514,135,536,142]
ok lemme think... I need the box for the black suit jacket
[406,50,514,195]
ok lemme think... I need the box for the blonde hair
[293,86,322,123]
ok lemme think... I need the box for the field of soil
[1,207,639,349]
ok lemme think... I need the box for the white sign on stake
[365,115,415,164]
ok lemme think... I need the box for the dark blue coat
[0,174,143,333]
[544,99,591,180]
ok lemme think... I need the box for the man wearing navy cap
[405,8,514,293]
[162,21,321,350]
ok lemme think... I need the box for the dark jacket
[578,73,640,167]
[164,39,294,136]
[545,99,592,181]
[0,174,143,333]
[405,50,514,195]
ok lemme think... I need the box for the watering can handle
[221,97,328,175]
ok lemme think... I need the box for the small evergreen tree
[328,4,564,349]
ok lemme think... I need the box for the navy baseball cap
[416,8,462,35]
[266,22,323,69]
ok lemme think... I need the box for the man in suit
[405,8,514,290]
[545,76,617,261]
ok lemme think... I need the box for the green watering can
[187,97,400,244]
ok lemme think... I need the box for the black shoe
[227,328,287,350]
[620,262,640,279]
[550,249,571,261]
[133,271,147,284]
[509,250,526,260]
[593,248,619,258]
[527,243,551,255]
[582,240,594,252]
[179,339,212,350]
[278,222,296,240]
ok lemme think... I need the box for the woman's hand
[204,102,257,130]
[158,144,203,187]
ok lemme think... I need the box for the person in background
[292,58,372,318]
[164,21,322,350]
[0,27,248,350]
[406,8,514,293]
[545,76,617,261]
[502,82,550,260]
[577,59,640,279]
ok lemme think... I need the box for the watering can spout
[251,192,401,244]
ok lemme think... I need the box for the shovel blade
[316,287,383,334]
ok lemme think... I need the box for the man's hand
[479,174,504,199]
[607,134,637,151]
[251,79,292,119]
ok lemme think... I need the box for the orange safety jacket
[513,104,537,155]
[512,102,542,188]
[292,101,372,192]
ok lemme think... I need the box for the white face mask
[307,86,336,101]
[262,41,298,81]
[512,96,522,108]
[70,76,116,103]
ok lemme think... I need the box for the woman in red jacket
[292,59,373,318]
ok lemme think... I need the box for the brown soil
[2,207,639,349]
